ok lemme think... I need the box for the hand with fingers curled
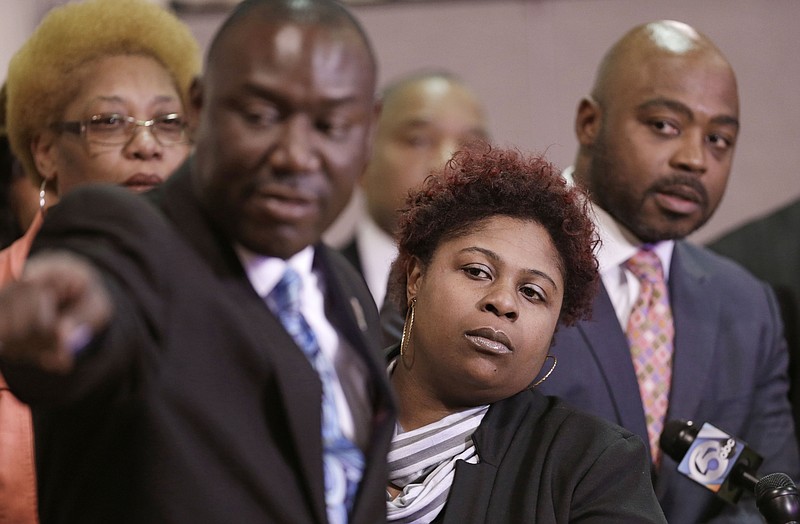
[0,251,113,373]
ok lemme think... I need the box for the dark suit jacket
[1,161,395,524]
[538,240,800,523]
[431,390,666,523]
[339,238,364,278]
[708,198,800,444]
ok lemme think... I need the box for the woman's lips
[123,173,164,192]
[465,327,514,355]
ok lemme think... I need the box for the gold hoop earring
[530,355,557,388]
[399,298,416,369]
[39,179,47,214]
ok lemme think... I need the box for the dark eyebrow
[637,98,740,130]
[241,83,365,110]
[92,95,179,105]
[462,246,559,291]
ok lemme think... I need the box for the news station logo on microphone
[678,424,742,491]
[675,422,763,503]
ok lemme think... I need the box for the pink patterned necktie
[624,248,674,465]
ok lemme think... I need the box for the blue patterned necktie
[266,267,364,524]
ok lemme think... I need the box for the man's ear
[575,97,602,147]
[31,131,58,184]
[187,75,204,137]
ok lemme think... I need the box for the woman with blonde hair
[0,1,199,521]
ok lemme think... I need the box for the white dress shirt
[354,215,397,309]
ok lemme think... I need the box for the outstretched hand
[0,252,113,373]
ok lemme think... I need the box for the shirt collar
[234,244,316,298]
[355,215,397,307]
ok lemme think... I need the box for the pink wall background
[6,0,800,245]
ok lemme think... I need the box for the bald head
[591,20,733,107]
[362,71,488,235]
[380,71,464,105]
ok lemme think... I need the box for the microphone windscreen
[660,419,696,461]
[755,472,800,523]
[756,473,796,500]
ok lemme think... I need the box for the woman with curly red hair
[384,144,666,522]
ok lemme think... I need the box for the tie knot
[267,267,303,315]
[624,248,664,284]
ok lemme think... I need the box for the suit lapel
[317,246,375,356]
[439,395,531,523]
[654,242,720,498]
[157,162,329,523]
[665,242,719,425]
[339,239,364,276]
[576,245,720,458]
[578,284,650,446]
[223,277,328,524]
[315,246,392,417]
[315,246,396,524]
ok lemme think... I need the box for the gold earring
[400,298,416,369]
[39,179,47,214]
[530,355,557,388]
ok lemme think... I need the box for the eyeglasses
[52,113,188,147]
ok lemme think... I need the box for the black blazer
[433,390,666,523]
[2,161,395,524]
[339,238,364,278]
[383,345,664,523]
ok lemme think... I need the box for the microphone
[660,419,763,504]
[661,420,800,523]
[756,473,800,524]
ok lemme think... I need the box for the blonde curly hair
[6,0,201,185]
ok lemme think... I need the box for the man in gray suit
[0,1,394,522]
[537,20,800,522]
